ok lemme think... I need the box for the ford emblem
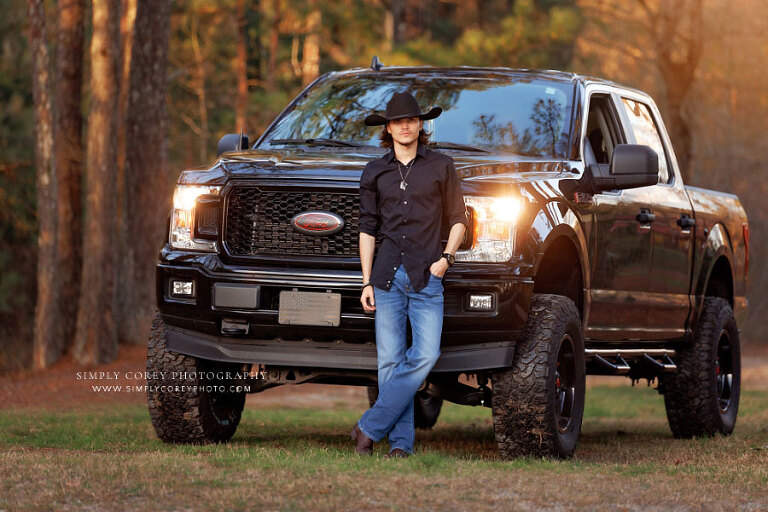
[291,211,345,236]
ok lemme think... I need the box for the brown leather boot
[350,424,373,455]
[384,448,409,459]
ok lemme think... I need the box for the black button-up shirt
[359,144,468,292]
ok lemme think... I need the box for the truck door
[584,93,654,341]
[619,96,694,339]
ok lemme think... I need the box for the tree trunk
[53,0,85,365]
[236,0,248,132]
[119,0,171,346]
[266,0,280,91]
[190,12,209,163]
[28,0,60,369]
[117,0,137,166]
[384,8,394,51]
[301,6,320,86]
[73,0,120,365]
[115,0,137,346]
[117,0,137,189]
[391,0,405,45]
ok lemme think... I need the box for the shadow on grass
[231,419,672,463]
[229,397,680,462]
[228,420,500,460]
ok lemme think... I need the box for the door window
[620,98,671,184]
[584,94,622,165]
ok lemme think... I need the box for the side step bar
[585,348,677,377]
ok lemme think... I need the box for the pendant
[400,180,407,190]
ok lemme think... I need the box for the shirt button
[403,201,407,205]
[400,251,404,255]
[402,235,406,239]
[393,266,397,270]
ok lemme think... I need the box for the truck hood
[177,148,575,190]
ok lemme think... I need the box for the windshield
[258,73,574,158]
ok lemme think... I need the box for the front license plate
[278,290,341,327]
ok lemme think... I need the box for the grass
[1,386,767,511]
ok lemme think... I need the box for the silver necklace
[397,158,415,190]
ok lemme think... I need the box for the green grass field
[1,385,767,511]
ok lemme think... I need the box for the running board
[585,348,677,378]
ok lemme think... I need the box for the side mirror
[217,133,249,157]
[610,144,659,182]
[561,144,659,196]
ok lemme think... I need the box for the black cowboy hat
[364,91,442,126]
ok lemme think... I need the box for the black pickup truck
[147,63,749,458]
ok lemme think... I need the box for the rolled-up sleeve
[358,165,380,236]
[443,160,468,229]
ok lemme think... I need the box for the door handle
[677,214,696,229]
[636,209,655,224]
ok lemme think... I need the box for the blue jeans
[357,264,444,454]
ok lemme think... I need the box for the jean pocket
[429,271,444,281]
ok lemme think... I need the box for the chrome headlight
[456,196,522,263]
[169,184,221,251]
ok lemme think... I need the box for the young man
[352,91,468,458]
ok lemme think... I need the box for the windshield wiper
[429,141,489,153]
[269,138,362,148]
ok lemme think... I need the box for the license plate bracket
[278,290,341,327]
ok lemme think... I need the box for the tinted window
[621,98,671,184]
[259,74,574,158]
[585,94,621,165]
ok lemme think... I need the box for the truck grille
[224,186,360,257]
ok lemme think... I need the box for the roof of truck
[326,65,644,96]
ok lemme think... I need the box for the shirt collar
[386,143,427,163]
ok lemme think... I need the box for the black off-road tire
[491,293,586,459]
[146,313,247,443]
[661,297,741,438]
[367,385,443,430]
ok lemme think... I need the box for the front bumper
[157,253,533,372]
[164,323,517,372]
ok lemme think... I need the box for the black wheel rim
[715,329,734,414]
[210,387,237,424]
[204,364,245,426]
[555,334,576,434]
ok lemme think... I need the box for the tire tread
[662,297,740,438]
[146,313,245,444]
[491,293,585,459]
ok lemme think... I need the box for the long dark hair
[379,127,430,148]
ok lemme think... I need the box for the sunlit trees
[574,0,703,182]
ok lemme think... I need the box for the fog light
[171,280,195,297]
[467,293,494,311]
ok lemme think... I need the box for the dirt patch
[0,344,368,411]
[1,343,766,411]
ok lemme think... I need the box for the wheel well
[533,237,584,318]
[705,257,733,306]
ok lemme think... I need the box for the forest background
[1,0,765,370]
